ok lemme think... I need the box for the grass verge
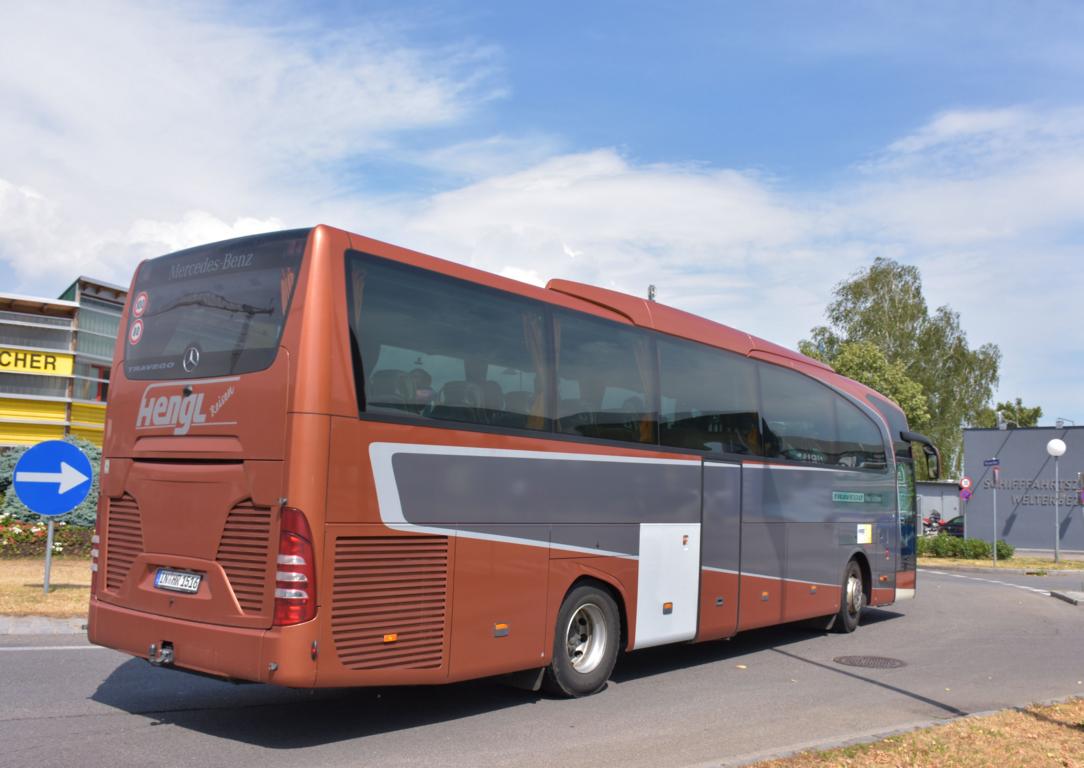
[918,555,1084,571]
[753,698,1084,767]
[0,557,90,617]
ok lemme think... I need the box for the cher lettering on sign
[0,347,74,377]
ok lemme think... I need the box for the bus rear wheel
[543,584,620,697]
[834,559,865,634]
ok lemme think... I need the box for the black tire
[834,559,865,634]
[543,584,620,697]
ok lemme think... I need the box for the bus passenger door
[695,460,741,642]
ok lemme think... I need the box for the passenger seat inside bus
[431,380,484,422]
[369,369,409,407]
[481,380,504,412]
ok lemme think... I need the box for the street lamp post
[1047,438,1067,563]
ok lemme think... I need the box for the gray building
[962,427,1084,553]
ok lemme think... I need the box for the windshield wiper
[153,291,274,317]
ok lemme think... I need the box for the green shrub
[918,533,1015,561]
[0,438,100,528]
[961,537,990,559]
[920,534,962,558]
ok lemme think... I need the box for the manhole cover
[833,655,906,669]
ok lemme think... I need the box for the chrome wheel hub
[846,574,863,617]
[565,602,607,674]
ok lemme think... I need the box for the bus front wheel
[834,559,865,634]
[543,584,620,697]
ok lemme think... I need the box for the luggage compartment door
[633,522,700,649]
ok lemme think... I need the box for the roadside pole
[1054,457,1060,563]
[43,519,56,594]
[984,458,1000,566]
[1046,440,1067,564]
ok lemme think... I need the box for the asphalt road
[2,569,1083,768]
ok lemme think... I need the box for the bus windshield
[124,229,309,380]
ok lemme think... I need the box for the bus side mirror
[901,430,941,481]
[923,444,941,481]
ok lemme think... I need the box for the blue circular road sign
[12,440,93,516]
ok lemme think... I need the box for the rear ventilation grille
[216,501,273,615]
[105,494,142,592]
[332,535,450,670]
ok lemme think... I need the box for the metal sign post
[43,519,56,593]
[983,459,999,565]
[992,466,1000,565]
[1046,440,1067,564]
[12,441,93,594]
[1054,457,1060,563]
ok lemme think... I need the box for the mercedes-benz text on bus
[88,225,940,696]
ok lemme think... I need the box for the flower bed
[0,513,94,558]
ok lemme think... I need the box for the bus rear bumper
[87,598,316,687]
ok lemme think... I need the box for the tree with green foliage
[973,398,1043,429]
[0,437,100,527]
[802,257,1001,477]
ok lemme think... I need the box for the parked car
[940,515,965,537]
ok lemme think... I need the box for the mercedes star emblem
[182,346,201,373]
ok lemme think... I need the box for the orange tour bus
[87,225,940,696]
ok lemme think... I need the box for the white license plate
[154,569,202,594]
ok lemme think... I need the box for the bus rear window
[123,229,309,380]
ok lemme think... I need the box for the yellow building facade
[0,277,126,447]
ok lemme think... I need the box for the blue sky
[1,1,1083,425]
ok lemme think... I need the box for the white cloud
[0,0,499,288]
[0,177,282,285]
[409,134,565,181]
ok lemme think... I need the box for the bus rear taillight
[90,533,100,595]
[273,507,316,626]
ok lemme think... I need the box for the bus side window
[757,363,887,471]
[658,336,760,455]
[758,363,835,465]
[553,311,657,445]
[835,396,888,469]
[345,251,554,431]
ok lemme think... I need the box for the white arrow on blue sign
[13,440,93,516]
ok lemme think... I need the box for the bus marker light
[383,633,398,643]
[761,591,770,602]
[809,585,817,594]
[494,623,509,637]
[662,602,673,615]
[879,575,889,582]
